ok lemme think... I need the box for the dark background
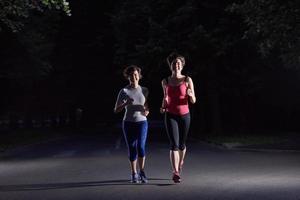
[1,0,300,136]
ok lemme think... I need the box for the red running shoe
[172,172,181,183]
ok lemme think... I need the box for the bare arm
[142,101,150,116]
[141,87,150,116]
[160,79,167,113]
[186,77,196,104]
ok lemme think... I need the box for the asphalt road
[1,132,300,200]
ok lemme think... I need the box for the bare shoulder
[186,76,193,83]
[161,78,167,85]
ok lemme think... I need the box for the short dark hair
[123,65,142,79]
[167,52,185,67]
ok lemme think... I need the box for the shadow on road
[0,178,174,191]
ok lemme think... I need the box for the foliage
[0,0,71,79]
[0,12,62,82]
[111,0,271,133]
[111,1,244,76]
[0,0,71,32]
[228,0,300,68]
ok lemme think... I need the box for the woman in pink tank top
[160,52,196,183]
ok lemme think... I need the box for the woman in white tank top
[114,65,150,183]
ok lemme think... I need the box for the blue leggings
[122,120,148,161]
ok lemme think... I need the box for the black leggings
[164,112,190,151]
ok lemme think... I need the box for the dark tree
[229,0,300,68]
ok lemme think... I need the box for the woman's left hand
[187,88,193,97]
[142,106,149,116]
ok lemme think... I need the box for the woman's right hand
[124,98,134,105]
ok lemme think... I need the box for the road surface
[0,132,300,200]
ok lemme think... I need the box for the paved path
[0,133,300,200]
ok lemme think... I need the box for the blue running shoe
[139,170,148,183]
[131,173,139,183]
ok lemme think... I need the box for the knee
[129,155,137,161]
[137,146,146,157]
[179,144,186,151]
[170,145,179,151]
[128,147,137,161]
[179,140,186,150]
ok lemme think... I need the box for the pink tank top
[165,80,189,116]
